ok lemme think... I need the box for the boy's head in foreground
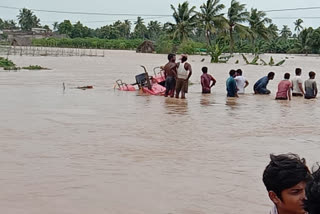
[263,154,311,214]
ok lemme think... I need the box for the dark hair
[268,72,275,79]
[181,56,188,62]
[284,73,290,80]
[263,154,311,200]
[305,166,320,214]
[296,68,302,75]
[202,67,208,73]
[236,69,243,76]
[168,53,176,61]
[309,71,316,78]
[229,69,236,76]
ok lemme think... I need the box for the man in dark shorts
[263,153,311,214]
[201,67,216,93]
[163,54,177,97]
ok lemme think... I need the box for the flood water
[1,50,320,214]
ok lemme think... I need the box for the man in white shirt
[235,69,249,94]
[291,68,304,97]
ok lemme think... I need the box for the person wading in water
[175,54,192,99]
[163,54,177,97]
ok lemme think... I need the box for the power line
[0,5,172,17]
[264,6,320,13]
[271,17,320,19]
[2,4,320,17]
[3,4,320,25]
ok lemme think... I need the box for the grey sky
[1,0,320,32]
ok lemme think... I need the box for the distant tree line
[1,0,320,55]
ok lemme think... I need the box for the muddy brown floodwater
[0,50,320,214]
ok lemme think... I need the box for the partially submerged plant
[0,57,16,68]
[241,54,285,66]
[208,44,231,63]
[22,65,48,70]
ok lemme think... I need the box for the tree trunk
[206,31,212,48]
[252,38,255,55]
[229,27,234,54]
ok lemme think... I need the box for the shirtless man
[163,54,177,97]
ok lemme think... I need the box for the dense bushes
[177,40,206,54]
[32,38,143,50]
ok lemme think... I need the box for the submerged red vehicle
[115,66,166,96]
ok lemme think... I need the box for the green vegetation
[17,8,40,31]
[2,1,320,59]
[0,57,15,68]
[3,66,20,71]
[241,55,286,66]
[32,38,143,50]
[22,65,48,70]
[0,57,48,71]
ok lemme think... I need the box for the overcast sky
[1,0,320,32]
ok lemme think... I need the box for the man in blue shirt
[226,70,238,97]
[254,72,275,94]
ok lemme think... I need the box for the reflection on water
[0,52,320,214]
[200,94,214,107]
[164,98,189,115]
[226,97,238,107]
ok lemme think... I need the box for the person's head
[309,71,316,79]
[284,73,290,80]
[202,67,208,74]
[296,68,302,76]
[229,69,236,77]
[304,166,320,214]
[236,69,243,76]
[168,53,176,62]
[268,72,275,80]
[263,154,311,214]
[180,54,188,63]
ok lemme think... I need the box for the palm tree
[280,25,292,39]
[0,18,4,30]
[169,1,197,42]
[17,8,40,31]
[226,0,249,54]
[53,22,59,32]
[133,17,148,39]
[147,21,161,41]
[267,23,279,39]
[198,0,226,47]
[248,8,271,53]
[294,19,303,35]
[296,27,313,55]
[123,20,131,39]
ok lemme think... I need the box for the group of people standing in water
[226,67,317,100]
[163,53,318,100]
[162,53,192,99]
